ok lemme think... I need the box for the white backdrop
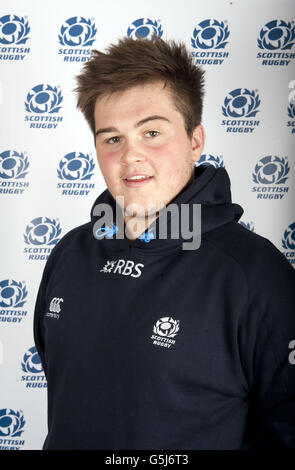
[0,0,294,450]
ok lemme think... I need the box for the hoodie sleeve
[238,238,295,448]
[33,246,59,379]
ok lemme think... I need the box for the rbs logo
[100,259,144,278]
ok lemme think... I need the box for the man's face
[94,81,205,219]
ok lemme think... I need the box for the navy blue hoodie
[34,164,295,450]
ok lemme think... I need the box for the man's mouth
[122,175,153,187]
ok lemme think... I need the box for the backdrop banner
[0,0,294,450]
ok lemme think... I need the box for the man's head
[76,36,205,220]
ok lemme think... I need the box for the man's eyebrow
[95,115,170,137]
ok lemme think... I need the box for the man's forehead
[95,81,170,108]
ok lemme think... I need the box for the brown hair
[75,35,205,138]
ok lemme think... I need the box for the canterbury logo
[49,297,64,313]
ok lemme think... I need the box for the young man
[34,36,295,450]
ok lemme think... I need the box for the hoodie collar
[90,164,243,255]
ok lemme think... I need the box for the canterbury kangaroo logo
[49,297,63,313]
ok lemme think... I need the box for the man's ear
[191,124,205,163]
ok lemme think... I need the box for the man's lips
[122,175,153,187]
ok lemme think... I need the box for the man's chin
[123,201,166,219]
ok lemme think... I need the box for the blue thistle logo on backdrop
[257,20,295,66]
[25,84,62,114]
[288,102,295,119]
[282,223,295,267]
[127,18,163,39]
[58,152,95,180]
[239,221,255,232]
[57,152,96,196]
[258,20,295,50]
[24,217,61,246]
[59,16,97,47]
[0,151,29,179]
[282,223,295,250]
[191,19,230,65]
[0,15,30,45]
[25,85,63,129]
[21,346,42,374]
[0,409,25,438]
[21,346,47,389]
[222,88,260,118]
[252,156,289,185]
[252,156,290,200]
[221,88,260,133]
[0,279,27,308]
[191,19,229,49]
[287,102,295,134]
[196,154,225,168]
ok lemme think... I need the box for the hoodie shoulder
[204,221,295,306]
[204,220,285,263]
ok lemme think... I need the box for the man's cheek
[98,156,117,179]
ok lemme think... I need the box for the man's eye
[107,136,120,144]
[146,130,159,137]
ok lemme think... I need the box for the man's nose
[120,139,145,165]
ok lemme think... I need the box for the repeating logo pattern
[288,102,295,119]
[257,20,295,66]
[239,221,255,232]
[57,16,96,62]
[127,18,163,39]
[0,279,27,308]
[24,85,63,129]
[287,102,295,134]
[196,154,225,168]
[59,17,97,47]
[57,152,96,196]
[191,19,230,65]
[24,217,62,261]
[25,84,62,114]
[282,222,295,266]
[221,88,260,133]
[58,152,95,181]
[24,217,61,246]
[0,409,25,437]
[282,223,295,250]
[21,346,47,389]
[222,88,260,118]
[0,151,30,195]
[191,19,229,49]
[0,280,28,324]
[252,156,289,185]
[258,20,295,51]
[21,346,42,374]
[0,15,30,45]
[252,156,290,199]
[0,151,29,180]
[1,7,295,448]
